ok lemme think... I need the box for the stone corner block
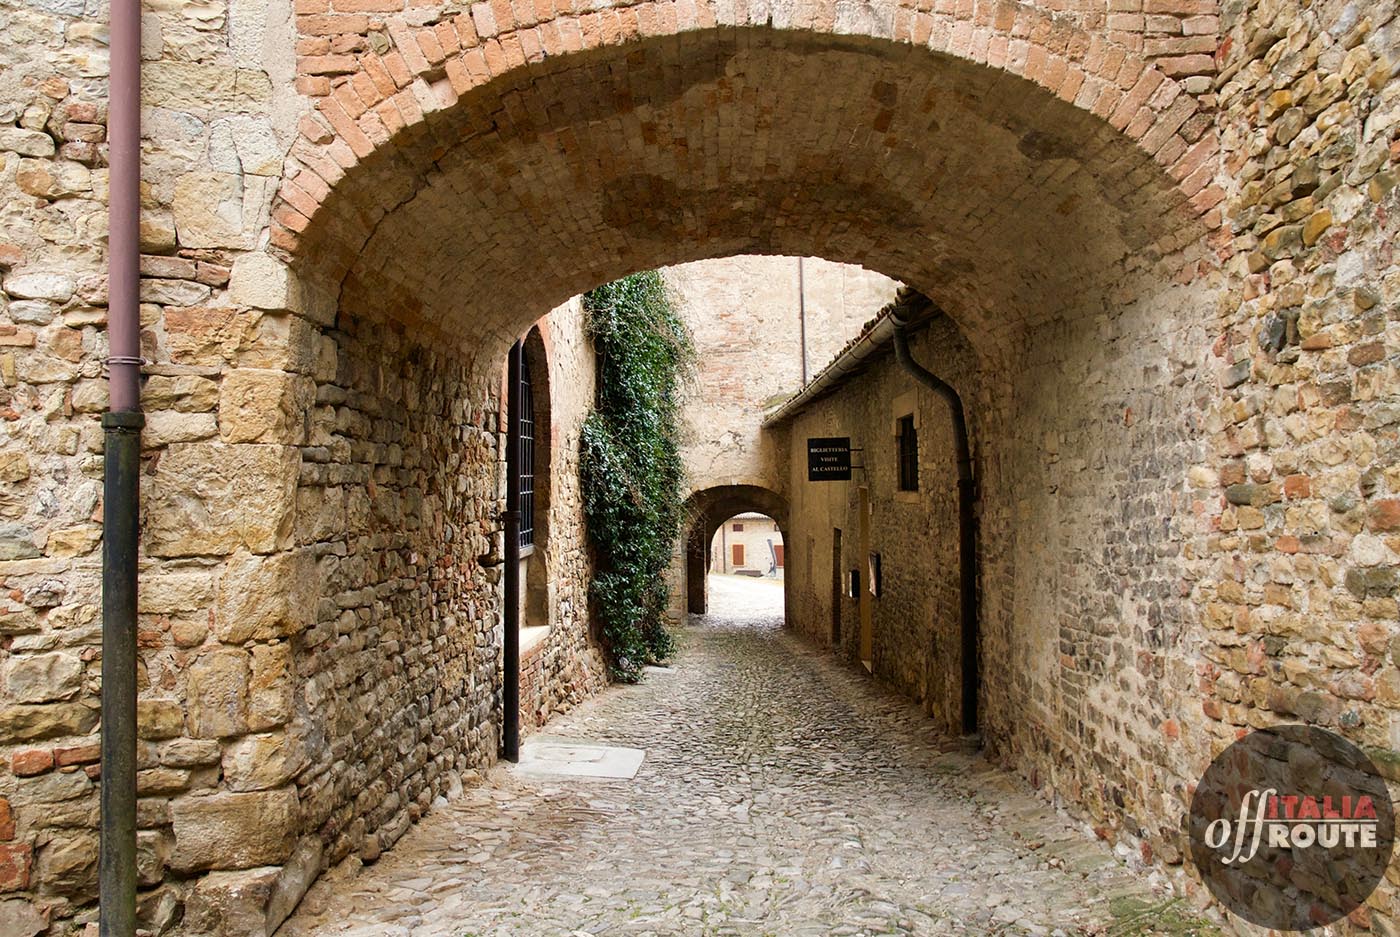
[229,252,295,312]
[183,865,281,937]
[144,443,300,558]
[170,788,299,874]
[215,549,319,643]
[229,252,336,327]
[218,369,314,445]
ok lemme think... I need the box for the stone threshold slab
[510,737,646,780]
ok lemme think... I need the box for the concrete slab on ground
[510,737,646,780]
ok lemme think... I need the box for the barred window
[897,414,918,492]
[518,353,535,548]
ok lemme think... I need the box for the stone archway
[241,13,1222,913]
[131,10,1230,932]
[272,16,1218,359]
[683,485,790,614]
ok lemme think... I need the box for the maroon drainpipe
[107,0,141,415]
[101,0,143,932]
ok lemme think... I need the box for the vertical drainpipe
[502,342,521,762]
[889,299,980,736]
[101,0,143,931]
[798,257,808,386]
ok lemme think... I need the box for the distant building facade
[709,513,784,578]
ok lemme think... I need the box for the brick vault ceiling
[298,29,1206,358]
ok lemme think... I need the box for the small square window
[897,415,918,492]
[732,522,744,532]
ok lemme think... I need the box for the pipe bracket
[102,411,146,431]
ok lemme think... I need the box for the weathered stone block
[144,443,299,557]
[13,772,92,811]
[0,898,46,937]
[186,647,249,739]
[0,704,97,742]
[36,831,97,897]
[163,306,245,366]
[237,313,321,374]
[8,301,54,325]
[139,210,178,254]
[0,127,56,157]
[0,524,40,561]
[170,789,298,872]
[173,171,263,250]
[229,253,296,311]
[2,653,83,703]
[183,866,279,937]
[137,699,186,740]
[44,527,102,558]
[158,738,222,768]
[248,643,293,731]
[215,550,317,643]
[136,830,171,887]
[218,369,314,444]
[0,843,33,892]
[140,278,212,306]
[142,375,220,412]
[144,411,220,447]
[142,62,272,113]
[222,732,306,791]
[4,272,75,302]
[139,568,217,615]
[0,452,29,483]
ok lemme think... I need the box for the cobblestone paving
[280,576,1220,937]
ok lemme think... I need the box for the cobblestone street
[279,577,1217,937]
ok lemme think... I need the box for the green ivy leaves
[580,271,694,682]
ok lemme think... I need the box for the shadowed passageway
[280,577,1218,936]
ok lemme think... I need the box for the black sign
[807,437,852,481]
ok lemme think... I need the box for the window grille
[897,414,918,492]
[518,354,535,548]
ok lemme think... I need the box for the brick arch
[273,10,1219,354]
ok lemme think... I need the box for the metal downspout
[798,257,808,386]
[101,0,144,931]
[503,342,522,762]
[889,301,980,736]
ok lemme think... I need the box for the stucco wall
[667,255,899,497]
[709,514,784,577]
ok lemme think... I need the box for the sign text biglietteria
[807,437,852,481]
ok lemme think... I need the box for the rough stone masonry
[0,0,1398,933]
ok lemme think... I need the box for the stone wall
[516,302,608,734]
[781,317,978,733]
[770,0,1400,917]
